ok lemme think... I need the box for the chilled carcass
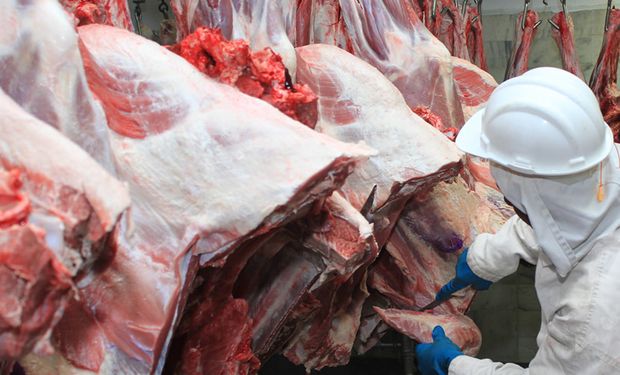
[59,0,134,29]
[424,0,470,61]
[505,10,540,80]
[0,89,129,361]
[365,179,511,352]
[337,0,465,130]
[0,0,114,170]
[550,11,585,80]
[465,6,488,71]
[296,43,462,245]
[295,0,352,51]
[171,27,318,128]
[170,0,298,73]
[374,308,482,355]
[21,24,371,374]
[590,8,619,141]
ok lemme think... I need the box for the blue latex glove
[435,249,492,302]
[416,326,464,375]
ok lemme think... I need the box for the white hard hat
[456,67,613,176]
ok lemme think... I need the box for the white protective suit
[449,145,620,375]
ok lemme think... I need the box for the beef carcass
[550,11,585,80]
[0,89,129,360]
[465,5,488,71]
[19,23,371,374]
[337,0,465,130]
[590,8,619,141]
[0,0,114,170]
[424,0,470,61]
[170,0,297,73]
[171,27,318,128]
[296,43,462,246]
[365,179,511,351]
[169,193,376,374]
[295,0,352,51]
[451,57,497,121]
[505,10,540,80]
[59,0,134,29]
[374,308,481,355]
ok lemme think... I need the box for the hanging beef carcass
[465,5,488,71]
[277,44,463,371]
[337,0,465,131]
[361,179,511,354]
[590,8,619,141]
[59,0,133,29]
[0,0,114,171]
[0,89,129,362]
[170,27,318,128]
[168,193,377,374]
[505,10,541,79]
[295,0,352,51]
[550,10,585,80]
[20,23,371,374]
[423,0,470,61]
[170,0,298,73]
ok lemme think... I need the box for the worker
[416,67,620,375]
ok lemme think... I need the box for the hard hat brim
[455,109,489,159]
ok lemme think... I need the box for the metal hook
[521,0,531,30]
[534,19,543,29]
[462,0,469,17]
[477,0,483,24]
[542,0,548,5]
[159,0,170,19]
[548,19,560,30]
[561,0,567,15]
[431,0,438,20]
[133,0,145,35]
[605,0,613,31]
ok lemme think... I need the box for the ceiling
[481,0,611,15]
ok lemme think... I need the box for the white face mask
[490,146,620,277]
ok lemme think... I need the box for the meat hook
[431,0,438,20]
[462,0,469,17]
[159,0,170,20]
[477,0,483,24]
[548,18,560,30]
[561,0,567,15]
[132,0,146,35]
[521,0,531,30]
[533,19,543,29]
[605,0,613,31]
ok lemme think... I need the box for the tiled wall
[482,8,613,83]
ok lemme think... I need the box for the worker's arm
[448,356,528,375]
[466,215,540,283]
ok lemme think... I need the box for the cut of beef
[296,43,462,246]
[505,10,540,80]
[337,0,465,130]
[295,0,352,51]
[170,0,297,73]
[21,24,371,374]
[59,0,134,30]
[367,178,511,351]
[465,6,488,71]
[0,0,114,170]
[374,307,482,355]
[590,8,619,141]
[171,27,318,128]
[550,11,585,80]
[425,0,470,61]
[451,57,497,121]
[0,89,129,360]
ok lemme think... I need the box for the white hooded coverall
[449,146,620,375]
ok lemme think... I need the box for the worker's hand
[416,326,464,375]
[435,249,492,302]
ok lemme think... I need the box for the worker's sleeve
[466,215,541,282]
[448,356,528,375]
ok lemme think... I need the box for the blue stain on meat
[402,210,463,253]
